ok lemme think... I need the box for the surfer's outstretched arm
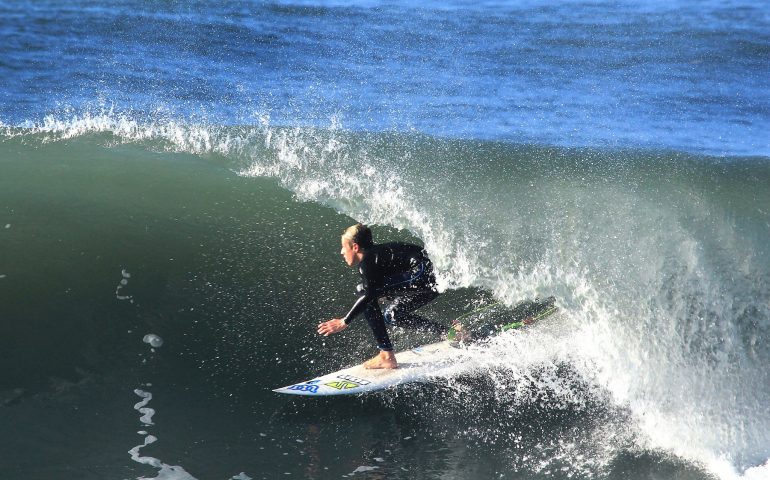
[317,286,375,336]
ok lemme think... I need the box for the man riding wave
[317,224,448,369]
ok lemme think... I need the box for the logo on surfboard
[325,380,359,390]
[324,374,372,390]
[285,379,322,393]
[338,374,371,385]
[287,383,320,393]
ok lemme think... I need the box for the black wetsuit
[342,242,445,351]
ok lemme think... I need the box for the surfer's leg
[384,289,446,335]
[363,302,398,369]
[364,301,394,352]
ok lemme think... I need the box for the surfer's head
[340,223,372,266]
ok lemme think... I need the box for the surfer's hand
[318,318,348,336]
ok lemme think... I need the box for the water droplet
[143,334,163,348]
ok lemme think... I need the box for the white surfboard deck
[274,340,468,396]
[275,298,558,396]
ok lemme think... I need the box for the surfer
[317,223,446,369]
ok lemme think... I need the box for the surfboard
[274,297,557,396]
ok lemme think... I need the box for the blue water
[2,0,768,155]
[2,2,770,480]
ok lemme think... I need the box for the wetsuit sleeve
[342,255,382,324]
[341,294,372,324]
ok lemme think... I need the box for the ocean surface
[1,1,769,479]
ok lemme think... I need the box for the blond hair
[341,223,373,248]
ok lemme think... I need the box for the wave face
[2,117,769,479]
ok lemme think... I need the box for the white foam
[129,389,201,480]
[143,334,164,348]
[350,466,379,474]
[704,457,770,480]
[742,459,770,480]
[116,268,133,302]
[128,434,161,468]
[133,389,155,425]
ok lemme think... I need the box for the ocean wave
[3,110,770,477]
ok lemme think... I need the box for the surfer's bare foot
[363,351,398,369]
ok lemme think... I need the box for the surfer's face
[340,238,361,266]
